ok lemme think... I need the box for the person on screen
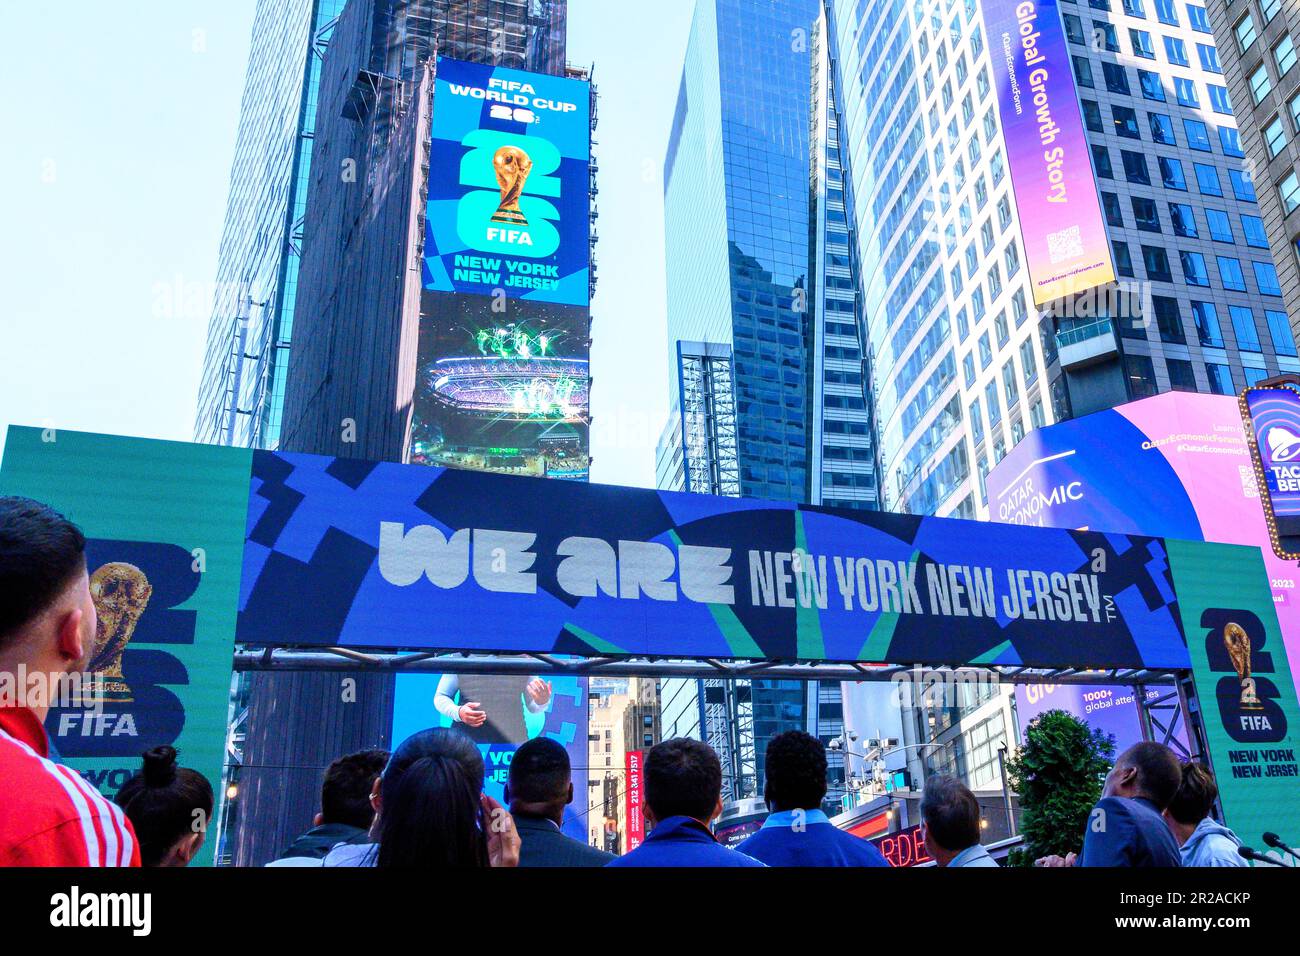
[920,775,998,867]
[434,673,552,743]
[605,738,765,867]
[269,748,388,866]
[115,745,214,867]
[1036,742,1182,868]
[735,731,889,867]
[322,726,520,868]
[0,496,141,866]
[1163,762,1246,867]
[506,736,613,867]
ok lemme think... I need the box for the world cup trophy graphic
[1223,621,1263,710]
[87,562,153,704]
[490,145,533,226]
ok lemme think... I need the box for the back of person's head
[763,730,828,812]
[1166,762,1218,826]
[920,774,981,855]
[321,749,388,829]
[376,727,487,867]
[1118,742,1183,809]
[115,746,214,867]
[507,736,572,808]
[0,496,86,652]
[644,738,722,824]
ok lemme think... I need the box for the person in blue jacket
[1164,762,1245,867]
[736,731,890,867]
[605,738,764,867]
[1037,741,1183,867]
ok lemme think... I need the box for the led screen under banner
[0,428,248,867]
[981,0,1115,304]
[390,673,589,842]
[423,56,590,307]
[242,447,1212,670]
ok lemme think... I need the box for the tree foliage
[1006,709,1114,865]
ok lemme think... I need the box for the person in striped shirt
[0,496,140,867]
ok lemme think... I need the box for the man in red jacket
[0,496,139,866]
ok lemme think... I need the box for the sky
[0,0,697,490]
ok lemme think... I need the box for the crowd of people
[0,494,1256,868]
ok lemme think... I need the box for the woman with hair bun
[114,746,214,867]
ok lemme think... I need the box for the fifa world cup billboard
[413,57,591,481]
[982,0,1115,304]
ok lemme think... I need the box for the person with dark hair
[322,727,520,867]
[606,738,764,867]
[0,496,141,866]
[920,775,997,867]
[505,736,613,867]
[1163,763,1245,867]
[736,731,889,866]
[269,749,389,866]
[1037,741,1183,867]
[115,746,214,867]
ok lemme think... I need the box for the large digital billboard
[985,391,1300,704]
[981,0,1115,304]
[424,57,591,307]
[0,429,247,866]
[391,672,590,842]
[1242,385,1300,547]
[242,447,1213,671]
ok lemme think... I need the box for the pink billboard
[986,391,1300,702]
[981,0,1115,304]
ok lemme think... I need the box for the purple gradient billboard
[981,0,1115,304]
[1014,682,1189,756]
[986,391,1300,703]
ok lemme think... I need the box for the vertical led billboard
[981,0,1115,304]
[424,56,591,307]
[1243,385,1300,550]
[413,57,591,480]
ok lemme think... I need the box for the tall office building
[224,0,586,865]
[825,0,1299,521]
[196,0,347,449]
[1208,0,1300,324]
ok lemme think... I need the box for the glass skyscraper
[826,0,1299,520]
[195,0,346,449]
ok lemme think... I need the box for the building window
[1236,14,1258,52]
[1021,338,1039,384]
[1251,63,1272,105]
[1003,360,1019,404]
[1113,105,1141,138]
[1206,363,1235,395]
[1094,21,1120,52]
[1165,35,1189,66]
[1267,310,1299,356]
[1242,215,1270,248]
[1168,358,1198,392]
[1206,207,1233,242]
[1174,77,1199,108]
[1255,260,1283,296]
[1183,118,1211,150]
[1153,294,1186,343]
[1267,116,1288,158]
[1218,256,1248,291]
[1073,55,1094,87]
[1280,169,1300,214]
[1149,111,1176,144]
[1159,155,1187,189]
[1187,4,1211,33]
[1130,29,1156,59]
[1064,13,1086,44]
[1143,244,1173,281]
[1138,69,1165,100]
[1179,250,1210,287]
[1277,35,1298,77]
[1230,169,1257,202]
[1230,305,1263,351]
[1103,191,1125,226]
[1169,202,1197,237]
[1082,99,1104,132]
[1112,239,1136,277]
[970,398,984,442]
[1125,354,1160,399]
[1155,0,1178,26]
[1219,126,1245,158]
[985,380,1002,424]
[1263,0,1283,25]
[1198,43,1222,74]
[1192,300,1226,347]
[1132,196,1161,231]
[1195,163,1222,196]
[1122,150,1150,184]
[1208,85,1232,114]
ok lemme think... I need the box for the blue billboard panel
[423,57,590,307]
[237,450,1204,670]
[1243,386,1300,530]
[391,673,590,842]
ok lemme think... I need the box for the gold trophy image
[489,145,533,226]
[1223,622,1263,710]
[86,562,153,704]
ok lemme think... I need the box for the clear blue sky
[0,0,696,490]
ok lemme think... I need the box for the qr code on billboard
[1047,225,1083,264]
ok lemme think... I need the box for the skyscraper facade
[1208,0,1300,325]
[826,0,1299,520]
[195,0,346,449]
